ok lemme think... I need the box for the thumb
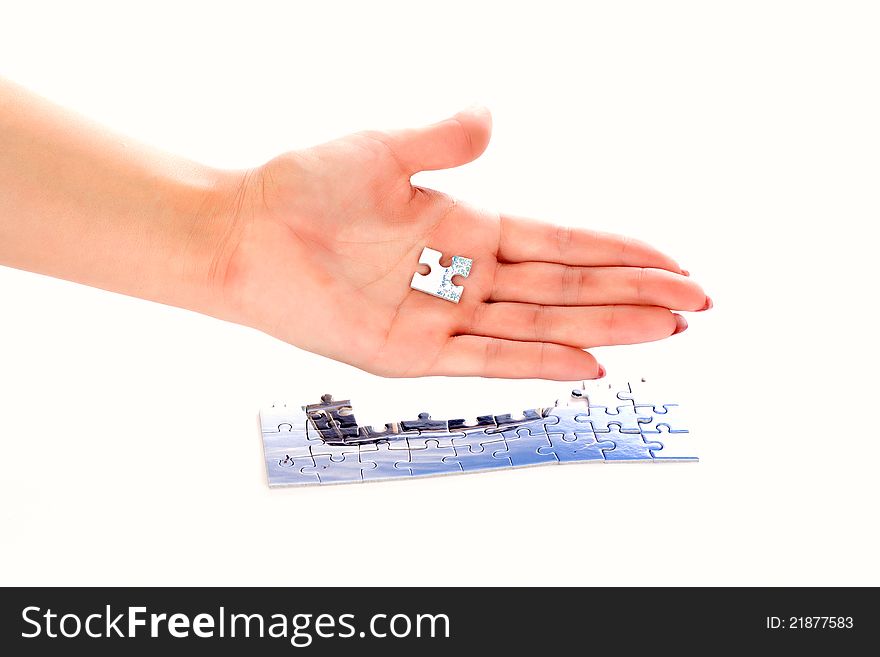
[383,106,492,175]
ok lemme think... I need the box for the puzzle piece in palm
[410,247,473,303]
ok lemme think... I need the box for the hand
[213,108,711,380]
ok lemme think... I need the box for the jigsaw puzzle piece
[306,416,360,443]
[492,427,559,467]
[615,377,682,411]
[260,404,309,434]
[492,408,544,427]
[597,423,663,462]
[640,424,697,461]
[262,431,314,458]
[304,394,361,443]
[635,404,687,432]
[354,423,401,444]
[450,422,505,452]
[410,247,473,303]
[576,405,654,433]
[440,415,500,452]
[581,380,635,408]
[304,394,358,427]
[395,440,461,477]
[538,431,612,463]
[266,453,320,486]
[395,412,449,449]
[443,437,513,472]
[359,444,414,481]
[302,452,367,484]
[260,408,317,459]
[307,441,363,461]
[405,428,460,450]
[400,412,447,433]
[543,407,593,434]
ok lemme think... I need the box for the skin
[0,79,710,380]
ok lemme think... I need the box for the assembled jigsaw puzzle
[260,379,697,486]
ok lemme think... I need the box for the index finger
[497,214,684,273]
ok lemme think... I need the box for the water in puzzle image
[259,379,697,487]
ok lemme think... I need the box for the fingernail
[672,314,688,335]
[596,365,606,379]
[699,296,713,311]
[681,269,690,277]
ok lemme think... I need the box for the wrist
[160,165,253,322]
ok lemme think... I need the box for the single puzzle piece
[443,435,513,471]
[492,408,544,427]
[260,404,309,433]
[305,394,358,427]
[405,428,461,450]
[400,412,448,433]
[306,414,361,443]
[307,440,364,461]
[359,444,414,481]
[304,394,361,443]
[260,408,318,459]
[266,453,320,486]
[539,431,611,462]
[598,423,663,462]
[640,423,697,461]
[302,452,368,484]
[581,380,635,409]
[634,404,687,433]
[394,440,462,476]
[492,427,559,467]
[450,425,505,451]
[615,377,683,411]
[542,406,593,436]
[393,412,449,449]
[410,246,473,303]
[576,405,654,433]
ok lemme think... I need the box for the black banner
[0,587,875,654]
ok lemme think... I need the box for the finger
[466,303,682,349]
[432,335,601,380]
[498,214,684,273]
[376,106,492,175]
[492,263,709,310]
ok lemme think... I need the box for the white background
[1,1,878,586]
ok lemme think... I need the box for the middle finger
[491,262,708,309]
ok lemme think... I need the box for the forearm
[0,78,241,318]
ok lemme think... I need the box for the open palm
[219,108,709,380]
